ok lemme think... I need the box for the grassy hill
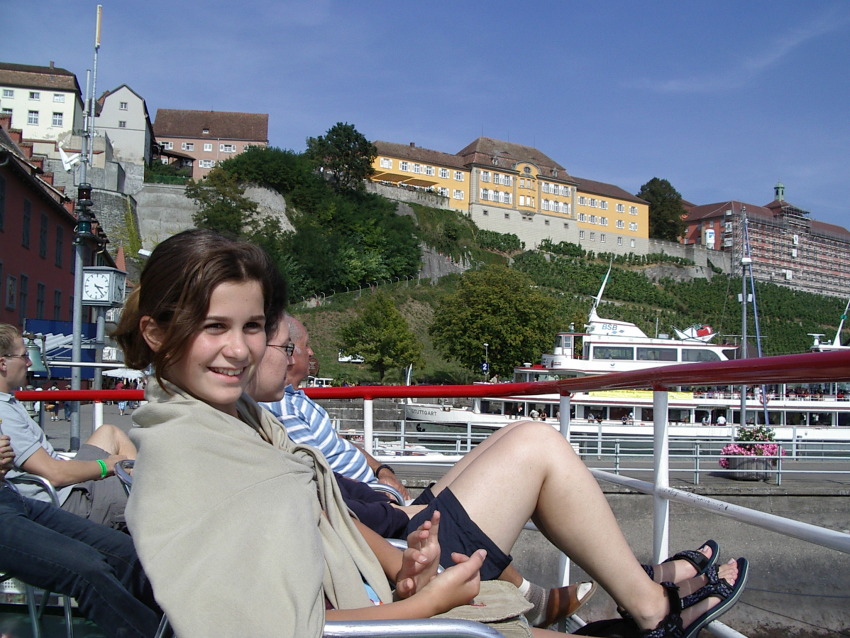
[289,256,849,386]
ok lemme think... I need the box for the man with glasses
[0,324,134,529]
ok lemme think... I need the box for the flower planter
[726,456,773,481]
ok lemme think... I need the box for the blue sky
[5,1,849,229]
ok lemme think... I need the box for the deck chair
[115,462,505,637]
[3,473,75,638]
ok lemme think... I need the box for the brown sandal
[536,581,598,627]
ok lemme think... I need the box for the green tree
[637,177,687,241]
[186,168,258,237]
[339,294,423,381]
[430,266,558,378]
[305,122,377,192]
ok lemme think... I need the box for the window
[578,196,586,205]
[28,111,39,125]
[519,195,525,206]
[399,161,409,172]
[439,168,449,179]
[590,215,597,224]
[36,283,45,320]
[453,190,464,199]
[39,214,48,258]
[220,144,235,152]
[53,93,65,103]
[600,217,608,226]
[2,89,13,98]
[22,200,31,248]
[161,141,173,150]
[55,226,63,267]
[18,275,27,325]
[579,230,585,240]
[544,219,550,226]
[29,91,40,100]
[578,213,586,222]
[637,347,677,362]
[413,163,422,174]
[53,290,62,321]
[629,222,638,231]
[438,187,449,197]
[380,157,392,169]
[617,203,625,212]
[182,142,194,151]
[203,143,212,152]
[617,220,625,229]
[454,171,464,181]
[481,171,491,182]
[482,209,488,216]
[504,213,510,219]
[1,108,11,116]
[600,233,606,243]
[119,101,128,110]
[202,128,210,135]
[590,232,596,241]
[52,112,63,127]
[5,275,16,310]
[198,159,215,168]
[564,223,569,229]
[425,166,434,176]
[118,121,127,128]
[617,237,623,246]
[629,206,638,215]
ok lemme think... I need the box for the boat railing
[15,349,850,636]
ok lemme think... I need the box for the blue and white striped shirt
[261,385,376,483]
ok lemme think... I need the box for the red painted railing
[14,350,850,404]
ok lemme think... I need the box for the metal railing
[15,349,850,636]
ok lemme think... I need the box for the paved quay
[42,403,850,637]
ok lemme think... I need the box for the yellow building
[371,137,649,253]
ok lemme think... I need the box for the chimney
[409,142,415,148]
[50,61,55,69]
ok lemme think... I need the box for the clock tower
[81,266,126,307]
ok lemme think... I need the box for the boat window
[681,350,721,362]
[593,346,634,360]
[636,347,678,362]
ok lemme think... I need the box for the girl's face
[163,280,267,416]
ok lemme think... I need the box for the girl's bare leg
[86,424,137,458]
[433,420,668,628]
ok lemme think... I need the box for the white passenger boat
[405,275,850,441]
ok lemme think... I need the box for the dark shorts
[61,444,128,531]
[407,487,512,580]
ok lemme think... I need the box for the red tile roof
[572,176,648,205]
[456,137,572,180]
[374,141,467,169]
[153,109,268,142]
[0,62,81,95]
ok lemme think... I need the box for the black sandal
[642,539,718,581]
[638,558,749,638]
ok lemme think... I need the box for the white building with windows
[0,62,83,142]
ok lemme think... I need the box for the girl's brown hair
[113,229,286,387]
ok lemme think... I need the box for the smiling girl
[114,229,746,638]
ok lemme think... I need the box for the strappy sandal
[639,558,749,638]
[642,539,719,581]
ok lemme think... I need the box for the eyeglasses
[3,353,31,361]
[267,343,296,356]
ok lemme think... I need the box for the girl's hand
[395,511,441,599]
[417,549,486,614]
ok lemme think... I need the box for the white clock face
[83,273,111,301]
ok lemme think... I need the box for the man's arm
[351,441,410,500]
[0,435,13,479]
[20,447,125,487]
